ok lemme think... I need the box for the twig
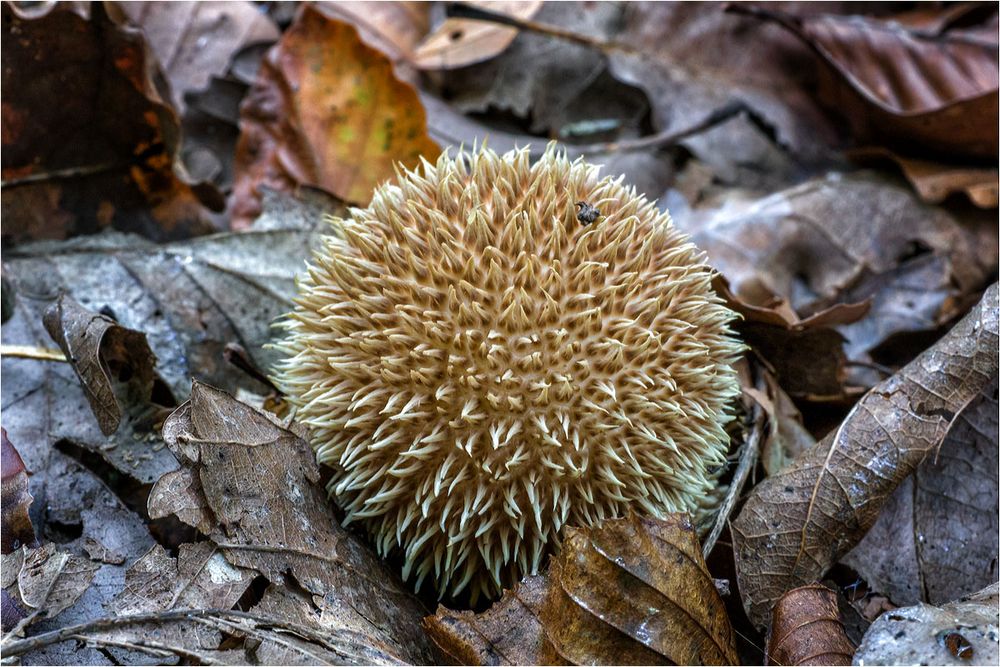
[573,101,753,155]
[69,633,226,665]
[1,161,124,189]
[444,2,635,56]
[702,374,765,559]
[0,344,68,362]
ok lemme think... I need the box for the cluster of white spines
[274,144,743,601]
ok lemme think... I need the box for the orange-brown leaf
[231,5,440,227]
[732,284,999,630]
[425,513,738,665]
[1,429,36,554]
[766,584,854,666]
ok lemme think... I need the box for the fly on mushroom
[575,201,601,225]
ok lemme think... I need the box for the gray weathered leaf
[732,284,999,629]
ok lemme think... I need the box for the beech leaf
[765,584,854,666]
[412,1,543,70]
[232,4,440,226]
[1,428,36,554]
[426,513,738,665]
[732,283,999,629]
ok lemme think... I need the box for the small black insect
[575,201,600,226]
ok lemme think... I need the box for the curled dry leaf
[766,584,854,666]
[1,544,99,623]
[412,1,543,70]
[853,582,999,666]
[42,294,157,436]
[425,513,738,665]
[683,173,999,373]
[115,1,280,113]
[232,4,440,226]
[731,5,999,161]
[842,380,999,607]
[151,381,436,664]
[1,2,219,245]
[1,428,37,554]
[715,275,869,399]
[732,283,999,630]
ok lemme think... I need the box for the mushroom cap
[273,144,743,601]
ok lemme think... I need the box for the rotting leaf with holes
[151,381,436,664]
[1,3,220,246]
[425,513,738,665]
[42,294,157,437]
[231,4,440,227]
[842,380,999,607]
[731,283,999,630]
[765,584,854,666]
[730,4,999,162]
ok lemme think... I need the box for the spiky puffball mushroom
[272,144,743,602]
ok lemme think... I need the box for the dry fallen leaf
[842,381,999,607]
[42,295,157,436]
[1,2,219,245]
[151,381,436,664]
[732,283,999,629]
[742,370,816,476]
[853,582,999,666]
[731,5,999,161]
[2,544,99,624]
[1,429,37,555]
[412,1,543,69]
[426,513,738,665]
[116,1,280,113]
[231,4,440,226]
[682,173,999,374]
[765,584,854,666]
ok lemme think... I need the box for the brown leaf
[766,584,854,665]
[318,1,430,79]
[42,294,157,436]
[850,147,999,208]
[842,380,999,606]
[152,381,436,663]
[231,4,440,227]
[1,428,36,554]
[412,1,543,69]
[854,582,999,665]
[3,543,99,622]
[731,5,999,161]
[731,283,999,629]
[116,1,279,113]
[716,275,869,399]
[742,370,817,476]
[1,3,219,245]
[426,513,738,665]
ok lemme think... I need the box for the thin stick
[575,101,753,155]
[1,162,123,189]
[0,345,67,362]
[702,376,765,559]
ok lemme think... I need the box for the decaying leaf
[682,173,999,373]
[742,370,816,476]
[412,1,543,69]
[842,381,999,607]
[1,2,219,245]
[732,5,999,161]
[426,513,738,665]
[151,381,436,664]
[850,147,999,209]
[1,187,330,488]
[1,428,36,554]
[116,1,280,113]
[853,582,999,666]
[42,295,157,436]
[232,4,440,226]
[2,543,99,622]
[732,283,999,629]
[716,275,869,399]
[766,584,854,666]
